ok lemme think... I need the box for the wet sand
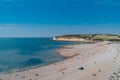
[0,41,120,80]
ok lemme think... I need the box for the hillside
[54,34,120,42]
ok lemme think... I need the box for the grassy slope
[55,34,120,41]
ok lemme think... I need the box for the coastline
[0,41,120,80]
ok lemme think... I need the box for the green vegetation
[93,34,120,41]
[56,34,95,39]
[55,34,120,41]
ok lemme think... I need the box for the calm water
[0,38,78,73]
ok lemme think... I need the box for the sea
[0,38,79,73]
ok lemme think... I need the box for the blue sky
[0,0,120,37]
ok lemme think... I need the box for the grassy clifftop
[54,34,120,41]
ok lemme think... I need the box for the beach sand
[0,41,120,80]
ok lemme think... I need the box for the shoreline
[0,53,66,75]
[0,41,120,80]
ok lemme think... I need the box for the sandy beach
[0,41,120,80]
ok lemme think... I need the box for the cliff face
[53,34,120,42]
[53,37,91,42]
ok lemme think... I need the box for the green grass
[93,34,120,41]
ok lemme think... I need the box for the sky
[0,0,120,37]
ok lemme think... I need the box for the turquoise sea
[0,38,78,73]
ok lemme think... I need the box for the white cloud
[0,0,24,8]
[96,0,120,6]
[0,26,17,30]
[1,0,23,2]
[0,24,20,30]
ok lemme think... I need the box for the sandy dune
[0,42,120,80]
